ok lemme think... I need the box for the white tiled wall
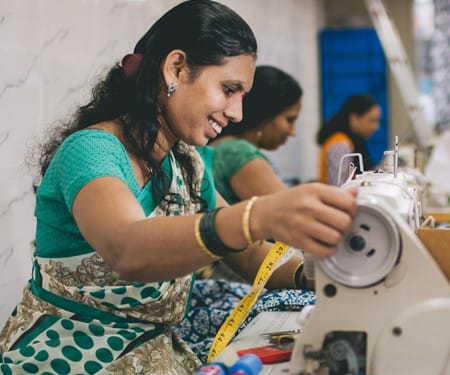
[0,0,321,327]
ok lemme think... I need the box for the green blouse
[35,129,216,258]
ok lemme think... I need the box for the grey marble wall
[0,0,321,327]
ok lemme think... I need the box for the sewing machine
[289,144,450,375]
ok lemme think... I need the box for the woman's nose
[289,125,297,137]
[224,97,243,123]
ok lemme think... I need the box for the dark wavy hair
[35,0,257,205]
[317,94,378,169]
[217,65,302,137]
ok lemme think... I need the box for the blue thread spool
[229,354,263,375]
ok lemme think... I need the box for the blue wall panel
[320,28,388,166]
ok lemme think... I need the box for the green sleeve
[54,130,132,212]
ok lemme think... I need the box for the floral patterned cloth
[175,279,316,363]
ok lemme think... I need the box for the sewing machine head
[339,137,423,227]
[289,140,450,375]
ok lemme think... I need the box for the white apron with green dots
[0,138,214,374]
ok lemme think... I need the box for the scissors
[261,329,301,348]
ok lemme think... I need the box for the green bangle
[199,208,246,257]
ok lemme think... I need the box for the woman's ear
[349,113,359,129]
[161,49,188,86]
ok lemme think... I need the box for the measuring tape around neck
[207,241,290,362]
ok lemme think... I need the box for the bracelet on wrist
[194,214,221,260]
[199,208,246,257]
[242,196,263,248]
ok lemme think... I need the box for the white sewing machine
[289,143,450,375]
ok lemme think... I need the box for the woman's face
[161,54,256,147]
[350,105,381,139]
[258,98,302,150]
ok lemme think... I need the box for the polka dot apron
[0,253,201,374]
[0,149,207,374]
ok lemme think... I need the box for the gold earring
[256,130,263,145]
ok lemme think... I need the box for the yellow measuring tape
[207,241,290,362]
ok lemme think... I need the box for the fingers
[263,183,358,258]
[315,202,355,235]
[295,184,357,235]
[320,184,358,218]
[345,186,359,197]
[288,217,346,257]
[279,183,358,257]
[296,236,337,258]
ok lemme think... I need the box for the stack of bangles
[194,196,262,259]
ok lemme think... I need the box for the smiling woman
[162,53,256,145]
[208,65,304,205]
[196,65,305,283]
[0,0,358,373]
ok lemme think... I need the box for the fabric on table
[175,279,316,363]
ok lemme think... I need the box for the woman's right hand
[251,182,358,257]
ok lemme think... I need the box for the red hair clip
[122,53,143,77]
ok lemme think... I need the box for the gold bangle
[242,196,262,248]
[292,261,305,289]
[194,214,221,260]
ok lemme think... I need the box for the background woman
[317,93,381,186]
[209,65,303,204]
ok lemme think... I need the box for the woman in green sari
[0,1,357,373]
[210,65,304,204]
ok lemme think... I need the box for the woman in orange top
[317,94,381,185]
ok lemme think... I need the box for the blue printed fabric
[175,280,316,363]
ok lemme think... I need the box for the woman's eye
[223,86,236,96]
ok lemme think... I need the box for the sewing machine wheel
[319,203,401,288]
